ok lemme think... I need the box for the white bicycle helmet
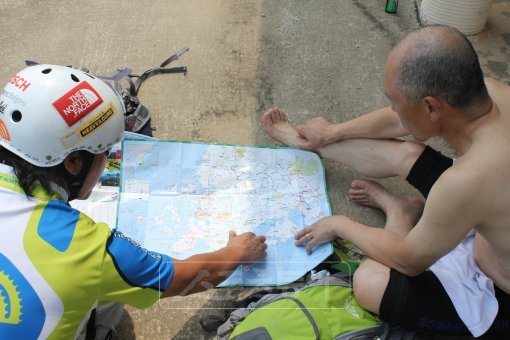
[0,64,124,167]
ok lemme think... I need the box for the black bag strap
[84,308,97,340]
[25,46,189,97]
[130,47,189,96]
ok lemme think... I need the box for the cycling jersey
[0,163,174,339]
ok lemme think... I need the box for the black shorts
[381,146,510,337]
[405,145,454,198]
[380,269,510,337]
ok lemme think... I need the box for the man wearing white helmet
[0,64,267,339]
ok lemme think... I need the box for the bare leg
[261,108,425,179]
[349,179,424,236]
[352,259,390,314]
[351,179,424,314]
[318,138,425,179]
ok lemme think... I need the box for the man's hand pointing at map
[226,230,268,263]
[295,216,353,254]
[163,230,267,297]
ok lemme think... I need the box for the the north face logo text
[53,82,103,126]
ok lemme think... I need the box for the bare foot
[349,179,424,234]
[261,108,307,147]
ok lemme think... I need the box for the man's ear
[63,151,83,176]
[423,96,442,122]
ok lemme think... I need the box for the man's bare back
[470,78,510,294]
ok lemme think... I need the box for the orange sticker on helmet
[0,119,11,141]
[53,81,103,127]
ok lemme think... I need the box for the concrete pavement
[0,0,508,338]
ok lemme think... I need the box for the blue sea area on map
[288,208,303,226]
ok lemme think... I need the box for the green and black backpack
[211,240,419,340]
[215,272,382,340]
[200,240,424,340]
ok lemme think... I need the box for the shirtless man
[262,25,510,337]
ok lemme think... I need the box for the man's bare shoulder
[431,157,492,205]
[435,153,510,230]
[451,149,510,184]
[438,159,476,184]
[413,161,485,258]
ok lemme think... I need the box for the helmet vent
[11,110,22,123]
[85,73,96,79]
[42,68,52,74]
[71,74,80,82]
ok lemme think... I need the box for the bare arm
[162,231,266,297]
[295,167,479,275]
[296,106,409,149]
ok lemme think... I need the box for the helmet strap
[59,151,95,201]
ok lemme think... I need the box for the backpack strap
[131,47,189,96]
[108,48,189,133]
[84,308,97,340]
[305,271,352,288]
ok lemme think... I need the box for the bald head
[393,25,466,57]
[387,25,489,111]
